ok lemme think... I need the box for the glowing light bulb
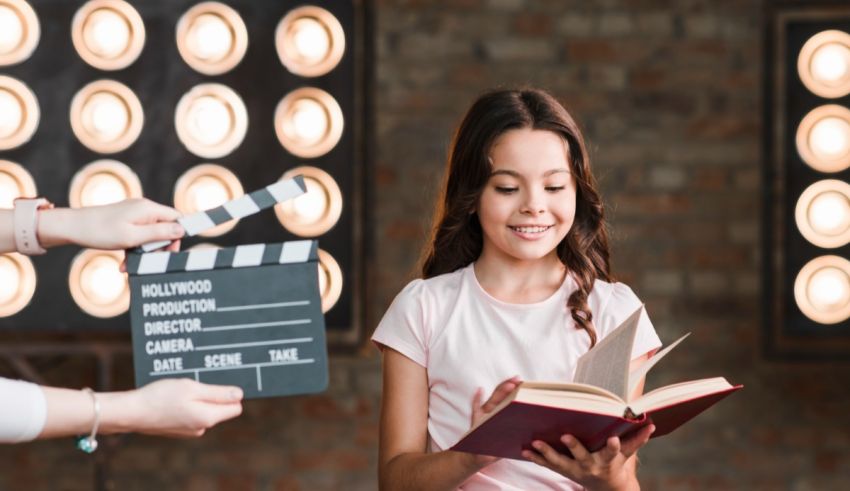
[808,266,850,311]
[0,172,20,208]
[87,92,129,141]
[0,6,23,54]
[84,256,125,304]
[0,256,20,304]
[188,96,232,145]
[291,178,328,223]
[318,261,328,295]
[85,9,130,58]
[811,43,850,83]
[810,116,850,158]
[188,13,232,61]
[189,176,229,211]
[291,18,329,62]
[808,191,850,236]
[290,99,327,143]
[81,173,127,206]
[0,89,22,139]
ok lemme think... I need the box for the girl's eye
[545,186,566,192]
[495,186,518,194]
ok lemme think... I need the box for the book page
[627,332,690,397]
[573,305,642,400]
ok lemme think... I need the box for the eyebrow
[490,168,570,177]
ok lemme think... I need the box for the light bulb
[189,175,230,211]
[84,256,125,304]
[188,13,232,61]
[88,92,129,141]
[0,6,23,54]
[0,89,22,139]
[807,266,850,311]
[80,173,127,206]
[811,43,850,83]
[808,191,850,236]
[291,99,328,143]
[810,116,850,158]
[85,8,130,58]
[318,261,328,295]
[0,256,20,304]
[188,96,232,145]
[291,17,329,62]
[292,178,328,223]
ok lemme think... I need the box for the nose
[519,189,545,216]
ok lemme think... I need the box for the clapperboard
[125,176,328,399]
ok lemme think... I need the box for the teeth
[512,226,549,233]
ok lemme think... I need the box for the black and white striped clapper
[139,175,307,252]
[126,240,328,399]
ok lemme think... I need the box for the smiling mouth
[508,225,553,234]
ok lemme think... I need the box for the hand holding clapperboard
[125,175,329,399]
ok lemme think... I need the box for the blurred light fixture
[796,104,850,173]
[317,248,342,313]
[173,163,243,236]
[275,166,342,237]
[70,79,143,154]
[275,5,344,77]
[0,253,35,317]
[795,179,850,248]
[176,1,247,76]
[798,30,850,99]
[0,75,38,150]
[0,159,35,208]
[69,249,128,318]
[274,87,343,158]
[175,83,247,159]
[794,255,850,324]
[0,0,39,66]
[71,0,145,71]
[69,159,142,208]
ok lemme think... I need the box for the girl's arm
[379,348,514,491]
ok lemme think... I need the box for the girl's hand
[467,376,522,467]
[521,424,655,491]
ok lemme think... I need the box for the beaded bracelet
[75,387,100,453]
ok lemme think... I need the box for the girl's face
[477,128,576,264]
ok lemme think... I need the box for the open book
[451,306,742,460]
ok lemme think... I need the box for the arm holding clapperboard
[0,198,243,445]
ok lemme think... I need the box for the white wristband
[13,198,52,255]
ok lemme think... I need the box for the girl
[373,88,662,490]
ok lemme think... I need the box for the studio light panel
[766,8,850,358]
[0,0,362,344]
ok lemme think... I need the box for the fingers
[201,400,244,427]
[598,436,621,462]
[470,387,484,425]
[131,222,185,246]
[481,376,521,412]
[620,424,655,458]
[192,382,244,404]
[126,198,182,222]
[524,440,575,474]
[561,434,589,461]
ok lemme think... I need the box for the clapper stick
[139,175,307,252]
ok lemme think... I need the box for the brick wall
[2,0,850,489]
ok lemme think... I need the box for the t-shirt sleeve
[371,279,430,367]
[0,377,47,443]
[597,282,662,360]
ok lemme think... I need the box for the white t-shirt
[0,377,47,443]
[372,263,662,490]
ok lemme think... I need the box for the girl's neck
[473,250,567,304]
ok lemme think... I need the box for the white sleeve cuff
[0,377,47,443]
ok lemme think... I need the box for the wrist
[37,207,76,248]
[95,391,138,435]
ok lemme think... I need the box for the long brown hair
[419,88,612,346]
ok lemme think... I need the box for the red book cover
[451,385,742,460]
